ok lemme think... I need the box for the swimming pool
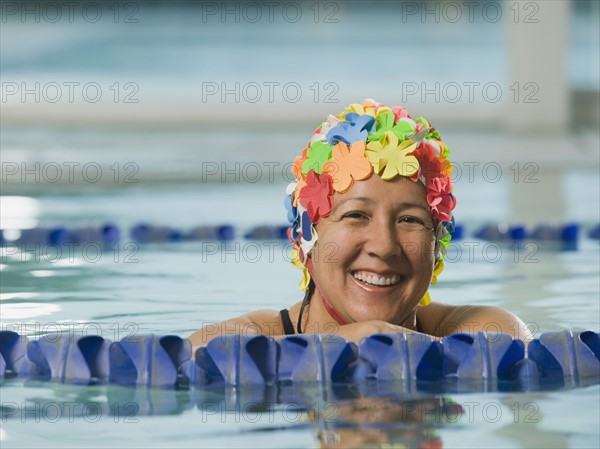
[1,177,599,448]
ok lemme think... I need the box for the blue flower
[326,113,376,145]
[301,211,313,241]
[284,194,297,223]
[441,215,455,233]
[284,194,300,240]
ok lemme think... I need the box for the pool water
[1,0,599,445]
[1,181,599,448]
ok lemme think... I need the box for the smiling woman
[188,99,533,348]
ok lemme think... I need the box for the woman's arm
[188,304,533,349]
[422,303,534,343]
[188,315,262,348]
[188,313,418,349]
[324,320,428,344]
[188,309,284,349]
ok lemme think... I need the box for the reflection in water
[1,380,460,448]
[313,396,459,449]
[0,196,40,231]
[1,379,599,448]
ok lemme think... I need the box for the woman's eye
[398,216,432,230]
[343,212,368,220]
[398,216,423,224]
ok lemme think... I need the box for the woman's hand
[328,320,425,344]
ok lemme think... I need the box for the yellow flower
[339,99,391,120]
[418,291,431,307]
[419,260,445,307]
[431,260,444,285]
[365,131,420,180]
[291,246,310,291]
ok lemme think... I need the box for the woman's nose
[364,219,402,260]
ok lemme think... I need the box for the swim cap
[285,99,456,305]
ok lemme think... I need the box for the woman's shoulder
[188,309,284,347]
[245,308,288,332]
[417,301,532,341]
[217,308,287,335]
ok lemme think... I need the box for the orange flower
[293,177,306,207]
[292,146,308,180]
[323,141,373,193]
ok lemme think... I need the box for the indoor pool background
[1,161,599,448]
[2,1,599,447]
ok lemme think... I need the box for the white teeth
[353,272,400,286]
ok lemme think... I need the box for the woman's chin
[342,304,405,326]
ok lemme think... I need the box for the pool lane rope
[1,223,599,246]
[1,330,599,389]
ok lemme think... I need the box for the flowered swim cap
[285,99,456,305]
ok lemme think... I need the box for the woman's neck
[294,290,421,335]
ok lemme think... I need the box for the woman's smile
[351,270,403,288]
[348,261,411,295]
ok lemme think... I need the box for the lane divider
[1,331,598,389]
[1,223,599,246]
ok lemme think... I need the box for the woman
[189,100,532,348]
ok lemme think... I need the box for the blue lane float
[352,333,442,382]
[25,334,110,383]
[475,223,582,242]
[185,334,278,386]
[130,224,235,243]
[0,331,29,377]
[6,226,120,247]
[589,224,600,240]
[2,330,599,389]
[187,225,235,241]
[441,333,525,381]
[277,334,357,383]
[109,335,191,387]
[528,330,600,380]
[243,225,289,240]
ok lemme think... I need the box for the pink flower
[426,176,452,196]
[298,170,334,224]
[428,193,456,222]
[410,141,437,181]
[392,105,410,122]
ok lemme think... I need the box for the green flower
[302,141,332,175]
[368,111,417,143]
[439,232,451,251]
[416,117,441,140]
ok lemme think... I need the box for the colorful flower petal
[302,141,332,175]
[291,246,311,291]
[365,131,420,180]
[323,141,373,193]
[326,113,376,145]
[300,210,313,241]
[298,171,334,224]
[293,178,306,207]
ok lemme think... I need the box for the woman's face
[308,174,436,327]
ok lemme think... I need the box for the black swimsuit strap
[279,309,295,335]
[416,315,423,333]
